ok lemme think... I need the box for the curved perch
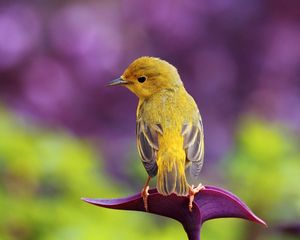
[82,186,267,240]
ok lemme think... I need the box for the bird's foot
[141,185,150,211]
[188,183,205,212]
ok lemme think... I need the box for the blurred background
[0,0,300,239]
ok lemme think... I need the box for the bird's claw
[188,183,205,212]
[141,185,150,211]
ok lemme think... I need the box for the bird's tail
[156,155,189,196]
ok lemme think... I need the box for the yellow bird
[108,56,205,211]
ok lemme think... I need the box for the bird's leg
[141,176,151,211]
[188,183,205,212]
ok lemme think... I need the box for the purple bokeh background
[1,0,300,176]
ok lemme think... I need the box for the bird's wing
[182,115,204,185]
[136,120,162,177]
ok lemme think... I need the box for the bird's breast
[137,89,198,129]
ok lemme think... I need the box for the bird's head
[108,56,183,99]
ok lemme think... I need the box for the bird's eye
[137,76,147,83]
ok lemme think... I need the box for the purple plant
[278,223,300,236]
[82,186,267,240]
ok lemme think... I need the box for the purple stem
[185,225,201,240]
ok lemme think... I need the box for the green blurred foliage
[1,108,299,240]
[179,115,300,240]
[0,108,185,240]
[224,116,300,240]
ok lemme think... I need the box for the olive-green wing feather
[136,120,162,177]
[182,115,204,185]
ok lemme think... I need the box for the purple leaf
[278,223,300,236]
[82,186,267,240]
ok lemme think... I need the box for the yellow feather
[115,56,204,196]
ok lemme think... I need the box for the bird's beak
[107,77,128,86]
